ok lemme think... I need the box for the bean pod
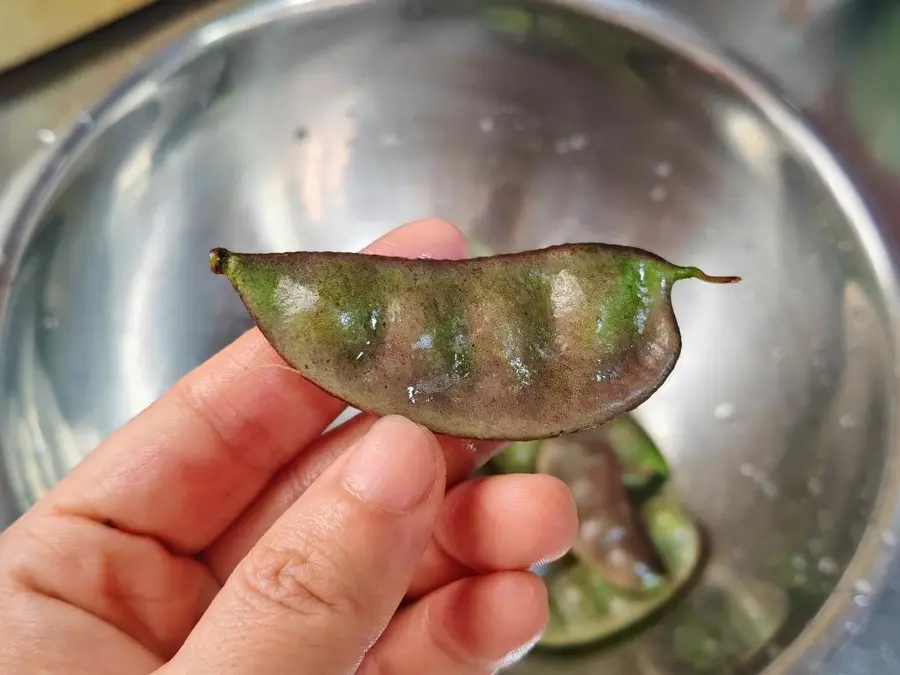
[209,243,738,440]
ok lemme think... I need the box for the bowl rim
[1,0,899,671]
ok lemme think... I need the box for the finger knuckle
[237,538,362,621]
[169,376,276,473]
[359,648,403,675]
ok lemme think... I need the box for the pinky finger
[359,571,548,675]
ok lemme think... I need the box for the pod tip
[209,248,230,275]
[676,266,741,284]
[694,271,742,284]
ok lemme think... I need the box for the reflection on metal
[637,561,789,674]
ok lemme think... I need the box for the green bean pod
[209,243,738,440]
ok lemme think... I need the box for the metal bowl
[1,0,899,673]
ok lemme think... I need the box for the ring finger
[359,571,548,675]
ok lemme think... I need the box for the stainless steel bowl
[1,0,899,673]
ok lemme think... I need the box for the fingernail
[343,415,437,512]
[529,547,570,572]
[491,628,545,672]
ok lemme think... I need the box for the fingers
[359,572,548,675]
[407,474,577,598]
[0,512,218,661]
[35,219,468,554]
[436,474,577,572]
[203,412,499,581]
[202,425,575,603]
[165,416,446,675]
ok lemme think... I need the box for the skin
[210,244,739,440]
[0,219,579,675]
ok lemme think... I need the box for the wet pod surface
[210,243,738,440]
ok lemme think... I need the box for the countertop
[0,0,158,73]
[1,0,900,672]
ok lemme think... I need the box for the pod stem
[674,266,742,284]
[209,248,231,275]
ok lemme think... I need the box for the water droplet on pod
[654,161,672,177]
[817,557,839,575]
[839,414,858,429]
[715,402,736,420]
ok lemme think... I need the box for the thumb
[164,415,446,675]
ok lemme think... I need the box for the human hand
[0,219,578,675]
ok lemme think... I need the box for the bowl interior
[1,1,897,673]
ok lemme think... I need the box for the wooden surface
[0,0,158,73]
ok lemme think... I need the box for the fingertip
[372,415,446,478]
[436,474,578,572]
[363,218,468,260]
[488,573,549,669]
[436,571,548,669]
[342,415,443,513]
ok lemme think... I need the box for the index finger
[32,218,470,553]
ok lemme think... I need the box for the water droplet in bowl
[650,185,668,202]
[569,133,588,151]
[854,579,873,596]
[881,530,897,548]
[845,620,862,635]
[817,557,839,575]
[715,402,735,420]
[761,481,779,498]
[37,128,56,144]
[839,414,858,429]
[654,161,672,177]
[75,111,94,126]
[479,117,494,133]
[807,477,823,497]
